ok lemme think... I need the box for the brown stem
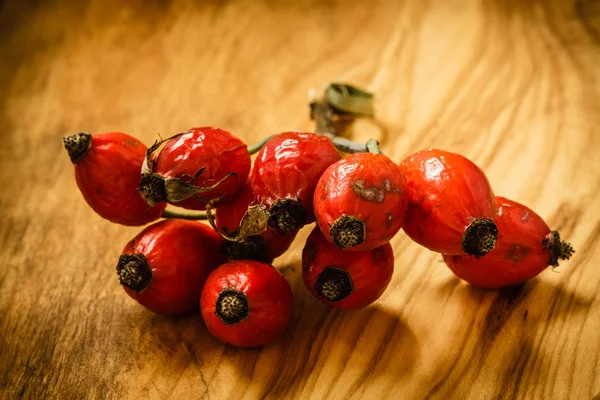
[311,101,337,135]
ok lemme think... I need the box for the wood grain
[1,0,599,399]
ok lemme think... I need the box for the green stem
[331,136,368,153]
[161,209,208,220]
[366,139,381,154]
[248,135,273,155]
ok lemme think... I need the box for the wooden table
[2,0,599,399]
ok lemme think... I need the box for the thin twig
[161,209,208,220]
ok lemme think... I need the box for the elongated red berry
[63,132,166,226]
[200,260,293,347]
[399,149,498,257]
[302,227,394,309]
[216,182,297,263]
[442,197,574,288]
[116,219,227,315]
[314,152,408,252]
[138,127,251,211]
[251,132,340,234]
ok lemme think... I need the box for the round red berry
[200,260,293,347]
[251,132,340,234]
[302,226,394,309]
[139,127,251,210]
[116,219,227,315]
[314,152,408,251]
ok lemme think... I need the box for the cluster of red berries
[63,126,574,348]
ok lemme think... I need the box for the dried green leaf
[237,204,270,239]
[325,83,375,117]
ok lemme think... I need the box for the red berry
[442,197,575,288]
[63,132,166,226]
[116,219,227,315]
[251,132,340,234]
[216,182,297,263]
[302,227,394,309]
[399,149,498,257]
[200,260,293,347]
[138,127,251,211]
[313,152,408,251]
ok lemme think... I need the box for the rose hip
[138,127,251,211]
[200,260,293,347]
[251,132,340,235]
[442,197,574,288]
[116,219,227,315]
[313,152,408,251]
[399,149,498,257]
[63,132,166,226]
[215,182,297,263]
[302,226,394,310]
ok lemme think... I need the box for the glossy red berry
[442,197,574,288]
[116,219,227,315]
[138,127,251,211]
[200,260,293,347]
[63,132,166,226]
[313,152,408,252]
[302,227,394,309]
[399,149,498,257]
[251,132,340,235]
[215,182,297,263]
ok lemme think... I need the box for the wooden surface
[1,0,600,399]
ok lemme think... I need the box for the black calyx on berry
[329,215,365,249]
[215,288,249,325]
[314,266,353,302]
[116,253,153,292]
[63,132,92,164]
[462,218,498,258]
[268,198,307,235]
[138,174,168,207]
